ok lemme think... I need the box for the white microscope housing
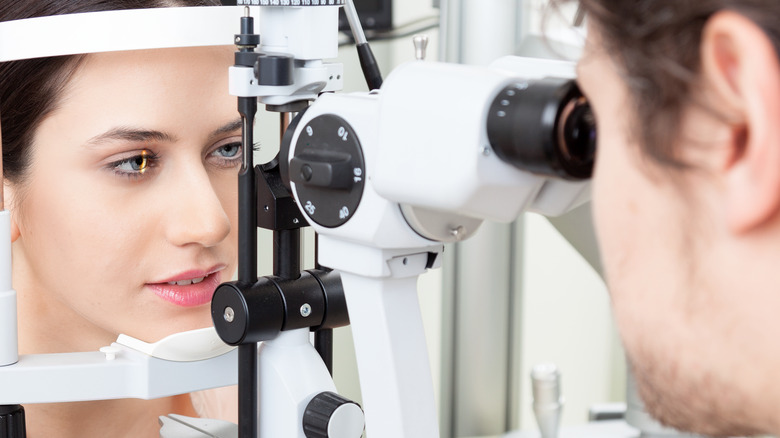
[286,55,593,257]
[283,55,595,438]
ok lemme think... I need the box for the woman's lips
[146,270,223,307]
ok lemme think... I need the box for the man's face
[579,23,780,436]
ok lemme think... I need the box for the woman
[556,0,780,436]
[2,1,241,436]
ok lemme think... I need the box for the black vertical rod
[237,96,258,438]
[274,229,301,280]
[275,112,301,282]
[312,228,335,375]
[314,328,334,375]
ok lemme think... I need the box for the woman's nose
[164,164,231,248]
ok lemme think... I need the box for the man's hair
[552,1,780,168]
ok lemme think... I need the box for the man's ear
[3,183,21,243]
[701,11,780,234]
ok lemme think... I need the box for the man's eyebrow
[85,127,177,147]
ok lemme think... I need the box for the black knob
[289,150,354,190]
[0,405,26,438]
[303,392,364,438]
[255,53,295,86]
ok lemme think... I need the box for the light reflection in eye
[137,150,149,174]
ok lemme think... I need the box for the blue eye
[209,141,243,168]
[213,142,241,158]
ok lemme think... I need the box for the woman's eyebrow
[209,118,243,140]
[84,119,244,148]
[85,127,177,147]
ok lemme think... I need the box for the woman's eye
[214,142,241,158]
[209,142,243,167]
[110,150,157,178]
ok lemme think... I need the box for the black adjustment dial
[0,405,26,438]
[291,115,365,228]
[303,392,364,438]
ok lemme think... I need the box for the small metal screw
[264,205,270,212]
[480,145,492,156]
[235,36,241,43]
[293,218,300,224]
[224,307,235,323]
[451,226,467,240]
[300,304,312,317]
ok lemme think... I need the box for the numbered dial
[232,0,346,6]
[290,115,365,228]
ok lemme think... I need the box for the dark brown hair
[0,0,221,184]
[552,1,780,168]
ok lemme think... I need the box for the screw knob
[303,392,364,438]
[413,34,429,61]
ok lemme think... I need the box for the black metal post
[238,95,258,438]
[314,328,334,375]
[274,229,301,280]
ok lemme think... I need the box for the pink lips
[146,268,224,307]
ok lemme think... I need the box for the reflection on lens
[558,97,596,169]
[486,78,596,180]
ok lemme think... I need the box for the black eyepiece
[486,78,596,180]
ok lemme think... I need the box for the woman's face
[13,46,241,346]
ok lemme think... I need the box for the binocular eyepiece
[487,78,596,180]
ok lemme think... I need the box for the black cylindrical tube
[486,78,595,180]
[240,15,253,35]
[274,229,301,280]
[238,344,257,438]
[238,97,258,283]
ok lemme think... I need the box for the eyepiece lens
[561,100,596,167]
[487,79,596,180]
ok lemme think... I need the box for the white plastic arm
[0,334,237,404]
[340,268,440,438]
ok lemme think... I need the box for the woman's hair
[0,0,221,184]
[552,1,780,168]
